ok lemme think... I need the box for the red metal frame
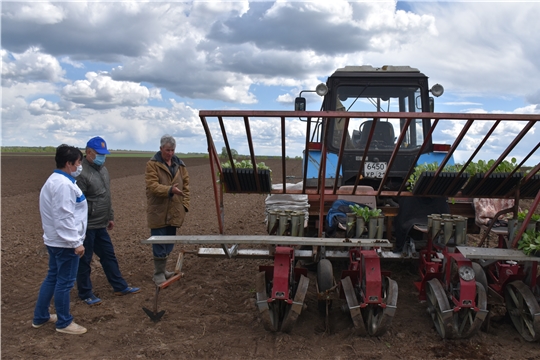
[259,247,307,304]
[199,110,540,239]
[341,249,385,308]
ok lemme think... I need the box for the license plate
[364,162,387,178]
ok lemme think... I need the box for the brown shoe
[56,321,87,335]
[32,314,58,328]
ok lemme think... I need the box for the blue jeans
[151,226,176,258]
[33,246,79,329]
[77,228,128,299]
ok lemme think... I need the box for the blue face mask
[93,154,106,166]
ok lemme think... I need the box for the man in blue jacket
[76,136,139,305]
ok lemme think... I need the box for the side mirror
[295,97,306,111]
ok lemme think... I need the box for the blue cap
[86,136,110,154]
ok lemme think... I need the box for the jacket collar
[152,151,184,166]
[83,156,102,170]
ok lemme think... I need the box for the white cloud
[2,2,65,25]
[60,56,84,69]
[28,98,62,115]
[1,48,65,85]
[61,72,161,109]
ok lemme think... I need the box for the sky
[1,0,540,164]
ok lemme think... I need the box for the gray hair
[160,134,176,147]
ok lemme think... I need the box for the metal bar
[199,110,540,122]
[443,120,501,196]
[318,117,331,237]
[457,246,536,262]
[200,115,225,234]
[377,117,412,197]
[281,116,287,193]
[511,189,540,248]
[522,162,540,184]
[143,235,393,247]
[217,115,242,192]
[302,117,312,194]
[196,248,351,260]
[353,117,379,192]
[423,119,474,195]
[396,118,440,195]
[243,116,262,193]
[333,116,350,194]
[469,120,535,195]
[477,207,514,247]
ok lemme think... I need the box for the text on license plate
[364,162,387,178]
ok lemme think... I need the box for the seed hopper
[143,66,540,340]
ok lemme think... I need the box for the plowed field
[1,155,538,359]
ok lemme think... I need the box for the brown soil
[1,155,538,359]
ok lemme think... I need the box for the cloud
[2,2,66,25]
[60,56,84,69]
[61,72,161,110]
[28,98,62,115]
[1,48,65,85]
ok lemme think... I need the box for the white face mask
[71,164,83,177]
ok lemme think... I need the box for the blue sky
[1,1,539,164]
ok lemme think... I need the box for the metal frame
[199,110,540,240]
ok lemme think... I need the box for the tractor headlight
[458,266,475,282]
[430,84,444,97]
[315,83,328,96]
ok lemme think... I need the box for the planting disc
[504,280,540,342]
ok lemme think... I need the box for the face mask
[71,164,83,177]
[93,154,106,166]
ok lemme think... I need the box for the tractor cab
[296,65,448,189]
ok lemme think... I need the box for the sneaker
[56,321,87,335]
[82,294,102,306]
[114,286,141,296]
[32,314,57,328]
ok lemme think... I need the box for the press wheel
[317,259,334,315]
[504,280,540,342]
[365,276,398,336]
[426,278,454,339]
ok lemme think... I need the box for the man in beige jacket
[145,134,190,285]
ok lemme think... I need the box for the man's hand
[74,245,85,258]
[107,220,115,231]
[171,184,184,196]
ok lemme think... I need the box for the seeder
[143,65,540,341]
